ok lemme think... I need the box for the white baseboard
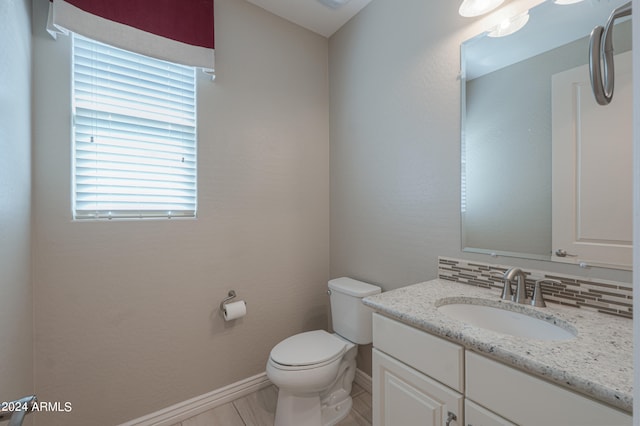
[119,372,271,426]
[120,368,372,426]
[354,368,372,394]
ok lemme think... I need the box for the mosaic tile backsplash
[438,257,633,319]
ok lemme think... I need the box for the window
[72,34,197,220]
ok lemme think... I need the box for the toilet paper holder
[220,290,241,310]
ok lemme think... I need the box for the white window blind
[72,34,197,220]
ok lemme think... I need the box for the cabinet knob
[446,411,457,426]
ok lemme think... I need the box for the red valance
[48,0,215,70]
[62,0,214,49]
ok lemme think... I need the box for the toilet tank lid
[329,277,381,297]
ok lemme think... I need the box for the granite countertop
[363,279,633,412]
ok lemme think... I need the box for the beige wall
[0,0,33,415]
[31,0,329,424]
[329,0,631,373]
[329,0,465,290]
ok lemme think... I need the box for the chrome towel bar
[0,395,37,426]
[589,1,632,105]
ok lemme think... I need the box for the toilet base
[274,389,352,426]
[321,391,352,426]
[270,335,358,426]
[274,390,322,426]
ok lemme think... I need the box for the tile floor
[171,383,372,426]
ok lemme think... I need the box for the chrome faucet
[0,395,37,426]
[503,267,529,304]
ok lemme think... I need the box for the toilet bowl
[267,330,349,393]
[266,278,381,426]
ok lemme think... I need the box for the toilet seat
[269,330,346,370]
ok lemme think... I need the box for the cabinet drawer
[373,313,464,392]
[465,399,516,426]
[466,351,632,426]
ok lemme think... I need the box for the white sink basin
[437,301,576,341]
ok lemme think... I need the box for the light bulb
[488,11,530,37]
[459,0,505,17]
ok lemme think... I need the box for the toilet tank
[328,277,381,344]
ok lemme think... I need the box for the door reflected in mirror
[460,0,632,269]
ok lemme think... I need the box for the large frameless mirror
[460,0,632,269]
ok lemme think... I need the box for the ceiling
[245,0,372,37]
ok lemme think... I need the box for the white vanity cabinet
[466,351,632,426]
[465,400,515,426]
[372,313,464,426]
[372,313,632,426]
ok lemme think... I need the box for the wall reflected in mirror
[461,0,632,269]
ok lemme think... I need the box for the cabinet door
[465,399,516,426]
[373,349,463,426]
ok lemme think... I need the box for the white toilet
[266,277,381,426]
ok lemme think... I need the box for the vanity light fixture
[488,11,530,37]
[459,0,505,17]
[317,0,352,9]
